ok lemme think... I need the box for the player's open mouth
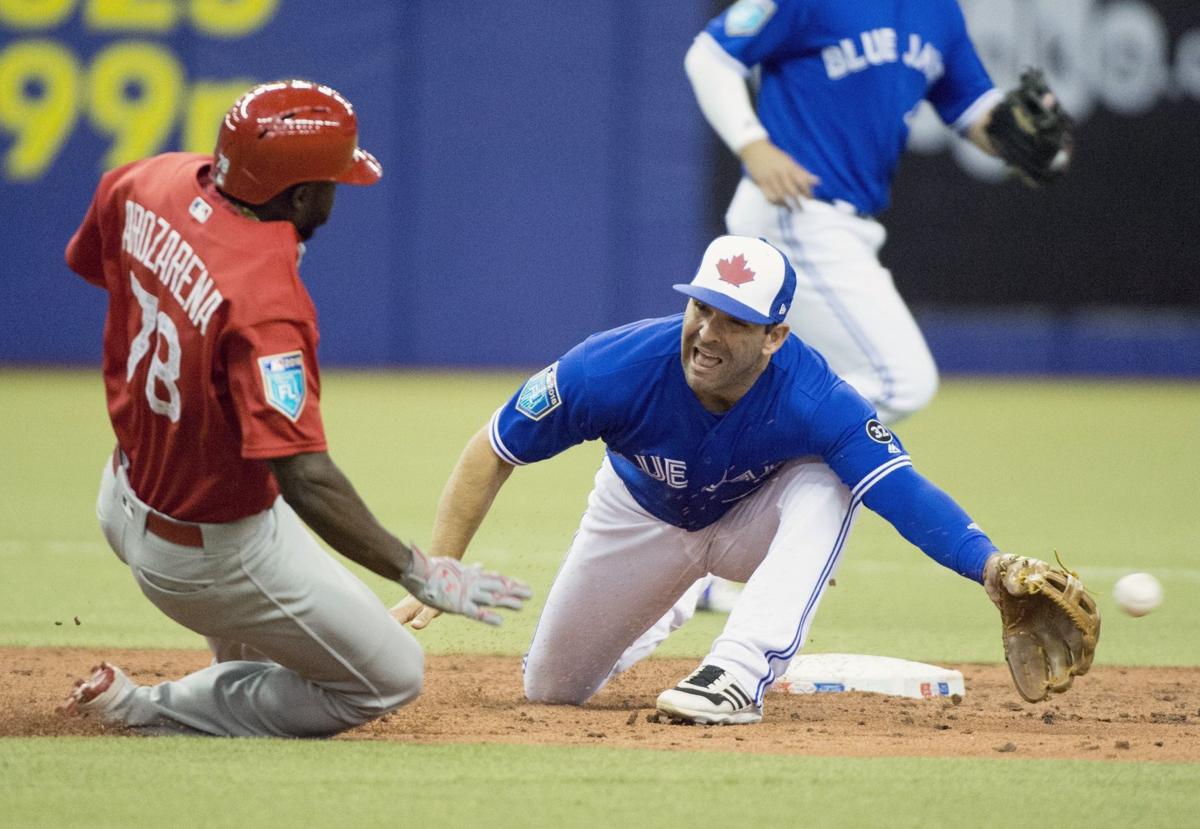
[692,347,721,370]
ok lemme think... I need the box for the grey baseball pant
[94,456,423,737]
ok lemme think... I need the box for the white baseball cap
[673,235,796,325]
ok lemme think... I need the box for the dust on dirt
[3,647,1197,762]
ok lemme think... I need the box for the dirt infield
[3,647,1197,761]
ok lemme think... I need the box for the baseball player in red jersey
[59,80,531,737]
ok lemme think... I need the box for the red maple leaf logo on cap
[716,254,755,287]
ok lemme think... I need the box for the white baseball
[1112,572,1163,617]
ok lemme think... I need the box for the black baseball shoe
[656,664,762,725]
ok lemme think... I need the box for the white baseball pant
[94,454,424,737]
[523,455,857,706]
[726,177,938,425]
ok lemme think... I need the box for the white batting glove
[397,545,532,626]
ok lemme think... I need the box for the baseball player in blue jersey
[688,0,1071,422]
[393,235,1097,723]
[685,0,1073,610]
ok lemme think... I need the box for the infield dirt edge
[2,647,1196,762]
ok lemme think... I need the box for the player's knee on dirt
[523,678,592,706]
[380,644,425,709]
[523,656,603,706]
[348,638,425,719]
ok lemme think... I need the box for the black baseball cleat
[656,664,763,725]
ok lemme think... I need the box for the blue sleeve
[804,378,995,581]
[488,341,597,466]
[925,2,996,127]
[861,465,998,582]
[705,0,809,67]
[806,381,913,491]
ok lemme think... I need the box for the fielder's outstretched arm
[858,465,998,583]
[809,385,997,582]
[392,424,516,629]
[428,425,516,558]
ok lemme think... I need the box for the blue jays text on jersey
[487,315,996,581]
[705,0,997,214]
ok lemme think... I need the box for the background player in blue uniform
[392,235,1095,724]
[685,0,1072,610]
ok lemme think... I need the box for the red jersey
[66,153,328,523]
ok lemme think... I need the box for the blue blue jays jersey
[489,315,910,531]
[706,0,996,214]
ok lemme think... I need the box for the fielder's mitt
[984,553,1100,703]
[985,69,1074,186]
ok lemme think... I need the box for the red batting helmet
[213,79,382,204]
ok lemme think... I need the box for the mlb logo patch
[258,351,307,421]
[516,362,561,421]
[188,197,212,224]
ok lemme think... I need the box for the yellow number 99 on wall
[0,40,80,180]
[88,42,182,169]
[0,38,249,181]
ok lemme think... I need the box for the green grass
[3,738,1197,828]
[3,370,1197,664]
[1,369,1197,827]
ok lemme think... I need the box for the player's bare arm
[738,139,820,208]
[965,111,999,157]
[428,426,516,557]
[272,451,529,626]
[392,426,516,629]
[684,34,819,209]
[268,451,415,581]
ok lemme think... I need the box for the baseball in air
[1112,572,1163,617]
